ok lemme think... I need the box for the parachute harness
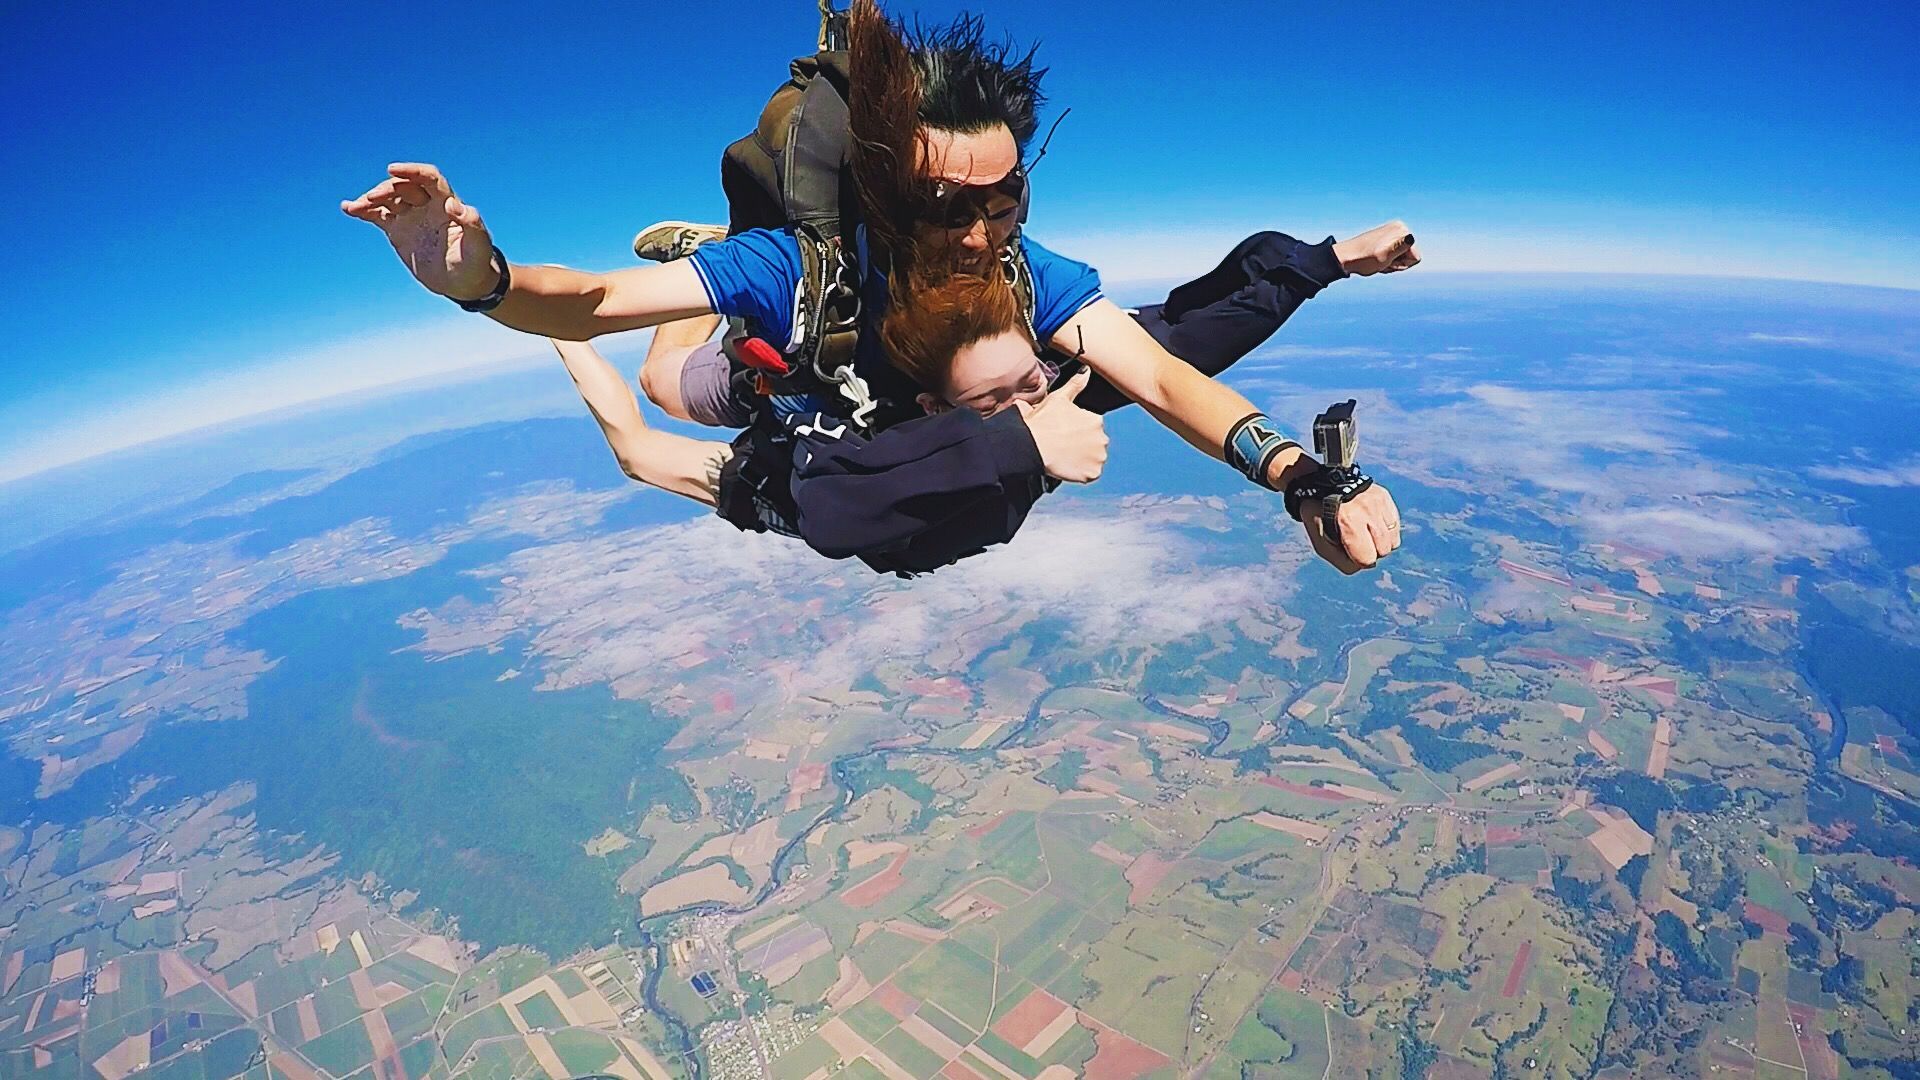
[809,237,879,430]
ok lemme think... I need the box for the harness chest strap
[792,226,873,426]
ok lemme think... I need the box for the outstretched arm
[343,163,714,340]
[1064,300,1400,572]
[1054,222,1419,573]
[550,338,733,507]
[1063,298,1293,462]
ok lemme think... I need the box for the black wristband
[1223,413,1301,491]
[454,246,511,312]
[1283,467,1373,522]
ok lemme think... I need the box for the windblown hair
[848,0,933,274]
[906,13,1047,150]
[848,0,1033,391]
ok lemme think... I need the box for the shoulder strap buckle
[791,224,873,427]
[829,363,879,431]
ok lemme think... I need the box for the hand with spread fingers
[1305,481,1403,574]
[340,163,501,302]
[1333,220,1421,276]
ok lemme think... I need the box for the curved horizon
[2,264,1916,495]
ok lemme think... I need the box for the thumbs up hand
[1014,370,1109,483]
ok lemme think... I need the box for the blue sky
[1,0,1915,484]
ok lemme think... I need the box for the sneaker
[632,221,728,263]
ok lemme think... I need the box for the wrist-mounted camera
[1284,400,1373,540]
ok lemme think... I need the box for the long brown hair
[848,0,1031,392]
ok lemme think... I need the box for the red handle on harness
[737,336,791,376]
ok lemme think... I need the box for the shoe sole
[633,221,719,262]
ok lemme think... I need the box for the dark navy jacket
[716,405,1047,577]
[713,230,1347,576]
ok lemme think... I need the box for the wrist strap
[1283,467,1373,522]
[1223,413,1300,491]
[454,246,511,312]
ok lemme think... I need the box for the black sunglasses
[920,166,1027,230]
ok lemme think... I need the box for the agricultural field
[9,353,1920,1080]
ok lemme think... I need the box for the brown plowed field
[991,989,1070,1048]
[1501,941,1533,998]
[842,853,909,908]
[1082,1024,1171,1080]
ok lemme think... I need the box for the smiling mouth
[953,245,998,272]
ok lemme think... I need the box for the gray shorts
[678,342,754,428]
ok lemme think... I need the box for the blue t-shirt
[689,228,1103,390]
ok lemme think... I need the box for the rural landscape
[4,280,1919,1079]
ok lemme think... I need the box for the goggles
[919,166,1027,230]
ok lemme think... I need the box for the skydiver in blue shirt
[341,1,1418,576]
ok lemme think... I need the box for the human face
[934,330,1055,417]
[913,124,1022,270]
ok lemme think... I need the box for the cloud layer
[1810,458,1920,488]
[1253,380,1865,561]
[413,500,1305,704]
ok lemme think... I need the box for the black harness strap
[816,0,848,52]
[1283,468,1375,545]
[775,59,875,425]
[779,68,853,234]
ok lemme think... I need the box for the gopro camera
[1313,399,1358,472]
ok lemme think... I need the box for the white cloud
[1256,382,1853,565]
[1809,458,1920,488]
[1584,507,1865,559]
[413,502,1302,703]
[1241,345,1392,363]
[1311,383,1722,497]
[884,511,1286,648]
[1050,214,1920,292]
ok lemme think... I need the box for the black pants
[1075,231,1334,415]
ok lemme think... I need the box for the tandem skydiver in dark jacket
[550,225,1394,576]
[775,229,1365,576]
[343,159,1413,579]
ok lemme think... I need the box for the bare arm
[1055,299,1309,478]
[342,163,715,340]
[496,262,713,340]
[1055,298,1399,574]
[549,338,733,507]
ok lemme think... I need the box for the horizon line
[1,264,1914,493]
